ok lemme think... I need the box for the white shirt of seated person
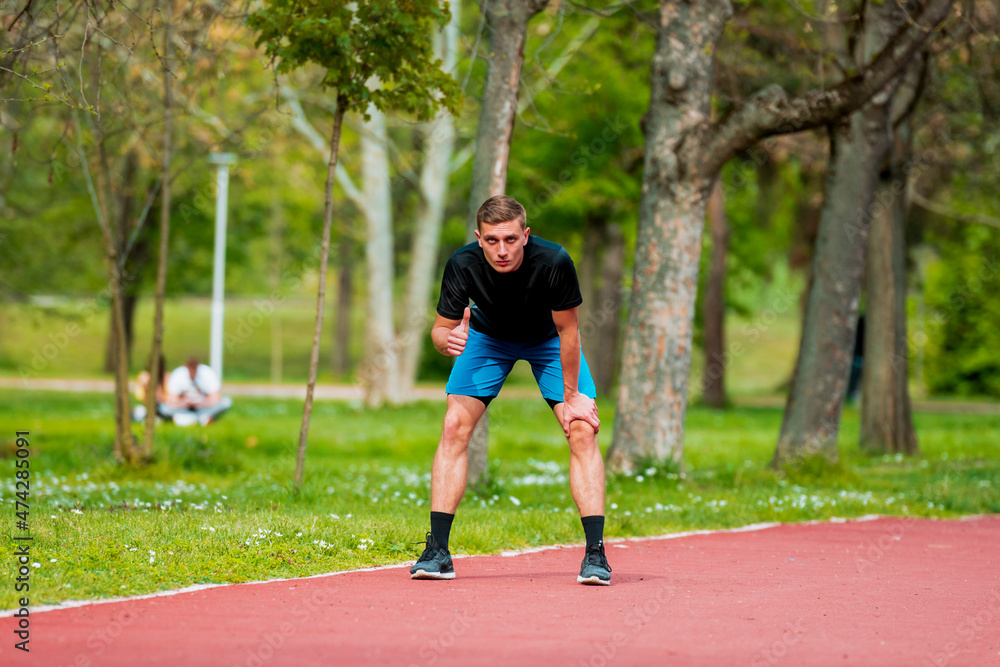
[166,364,221,399]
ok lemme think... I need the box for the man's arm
[431,308,471,356]
[552,307,600,435]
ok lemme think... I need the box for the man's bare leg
[554,404,611,585]
[431,394,488,514]
[553,404,605,516]
[412,395,487,580]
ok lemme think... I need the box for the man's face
[475,219,530,273]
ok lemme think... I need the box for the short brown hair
[477,195,526,231]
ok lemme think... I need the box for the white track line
[1,514,984,617]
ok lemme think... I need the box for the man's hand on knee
[560,393,600,437]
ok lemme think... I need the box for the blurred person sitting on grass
[133,357,231,426]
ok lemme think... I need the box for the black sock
[581,515,605,547]
[430,511,454,550]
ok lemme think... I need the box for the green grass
[1,389,998,609]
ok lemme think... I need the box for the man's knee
[568,419,597,442]
[442,409,476,445]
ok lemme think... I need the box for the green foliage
[505,10,648,243]
[924,228,1000,397]
[696,157,800,327]
[248,0,461,121]
[912,5,1000,397]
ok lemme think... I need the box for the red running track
[3,516,998,667]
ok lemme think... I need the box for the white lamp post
[208,152,236,382]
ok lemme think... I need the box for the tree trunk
[99,181,136,464]
[702,183,729,408]
[360,104,399,407]
[142,0,173,459]
[859,110,919,455]
[91,92,136,463]
[333,236,353,379]
[589,223,625,396]
[398,0,460,398]
[578,214,603,327]
[464,0,549,486]
[109,261,135,463]
[773,1,906,467]
[580,214,626,396]
[607,0,730,472]
[105,293,139,374]
[103,150,140,374]
[774,111,891,465]
[296,104,346,488]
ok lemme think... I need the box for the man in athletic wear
[410,195,611,585]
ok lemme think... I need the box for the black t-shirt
[436,236,583,343]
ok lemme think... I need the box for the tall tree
[142,0,176,459]
[860,118,919,454]
[773,0,927,465]
[859,57,928,455]
[250,0,459,487]
[359,103,399,405]
[463,0,550,485]
[101,150,148,375]
[607,0,954,471]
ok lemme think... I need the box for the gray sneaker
[410,532,455,580]
[578,541,612,585]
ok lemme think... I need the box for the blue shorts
[446,328,597,406]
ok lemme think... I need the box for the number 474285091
[15,431,30,531]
